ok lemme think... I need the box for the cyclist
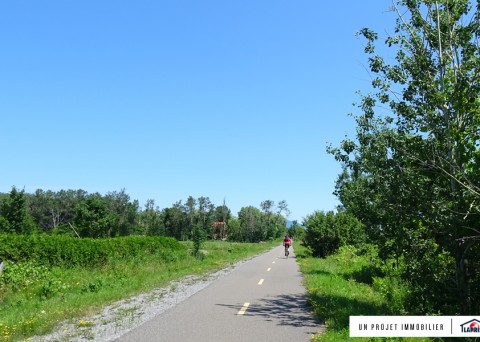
[283,235,292,257]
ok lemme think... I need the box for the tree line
[0,187,289,243]
[305,0,479,316]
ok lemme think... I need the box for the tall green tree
[140,199,165,236]
[0,187,37,234]
[197,196,214,237]
[185,196,196,239]
[74,194,116,238]
[330,0,480,314]
[238,206,263,242]
[213,200,231,239]
[275,200,290,238]
[260,200,275,240]
[226,217,243,241]
[28,189,87,233]
[162,201,188,240]
[214,199,231,223]
[104,189,138,236]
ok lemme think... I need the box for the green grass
[295,244,432,342]
[0,239,278,342]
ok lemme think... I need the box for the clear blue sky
[0,1,396,222]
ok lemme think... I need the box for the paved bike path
[117,245,321,342]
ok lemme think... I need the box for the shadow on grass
[307,292,387,331]
[303,269,335,277]
[342,264,385,285]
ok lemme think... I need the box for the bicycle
[284,244,290,258]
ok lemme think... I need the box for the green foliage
[0,187,37,234]
[192,224,206,258]
[0,240,277,342]
[329,0,480,315]
[0,217,9,234]
[38,278,70,299]
[372,276,409,316]
[80,279,105,294]
[28,189,87,233]
[235,202,288,243]
[287,220,305,240]
[226,217,243,241]
[161,204,188,240]
[0,261,49,292]
[402,238,457,314]
[0,187,290,251]
[0,234,186,268]
[139,199,165,236]
[297,244,430,342]
[303,211,335,258]
[303,210,365,258]
[104,189,139,236]
[74,194,117,238]
[298,245,384,339]
[213,203,231,223]
[238,206,263,242]
[160,199,285,244]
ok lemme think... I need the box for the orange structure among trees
[212,221,227,240]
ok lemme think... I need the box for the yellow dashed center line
[237,302,250,315]
[258,279,264,285]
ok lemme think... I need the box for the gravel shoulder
[28,258,254,342]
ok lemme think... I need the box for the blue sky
[0,1,396,222]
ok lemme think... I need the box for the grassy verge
[295,244,431,342]
[0,239,277,342]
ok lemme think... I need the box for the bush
[303,211,365,258]
[0,234,186,268]
[373,275,409,315]
[0,261,49,291]
[402,239,457,315]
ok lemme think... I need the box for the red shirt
[283,238,291,246]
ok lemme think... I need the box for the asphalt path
[117,244,322,342]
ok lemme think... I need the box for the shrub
[0,261,49,291]
[303,211,365,258]
[0,234,186,268]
